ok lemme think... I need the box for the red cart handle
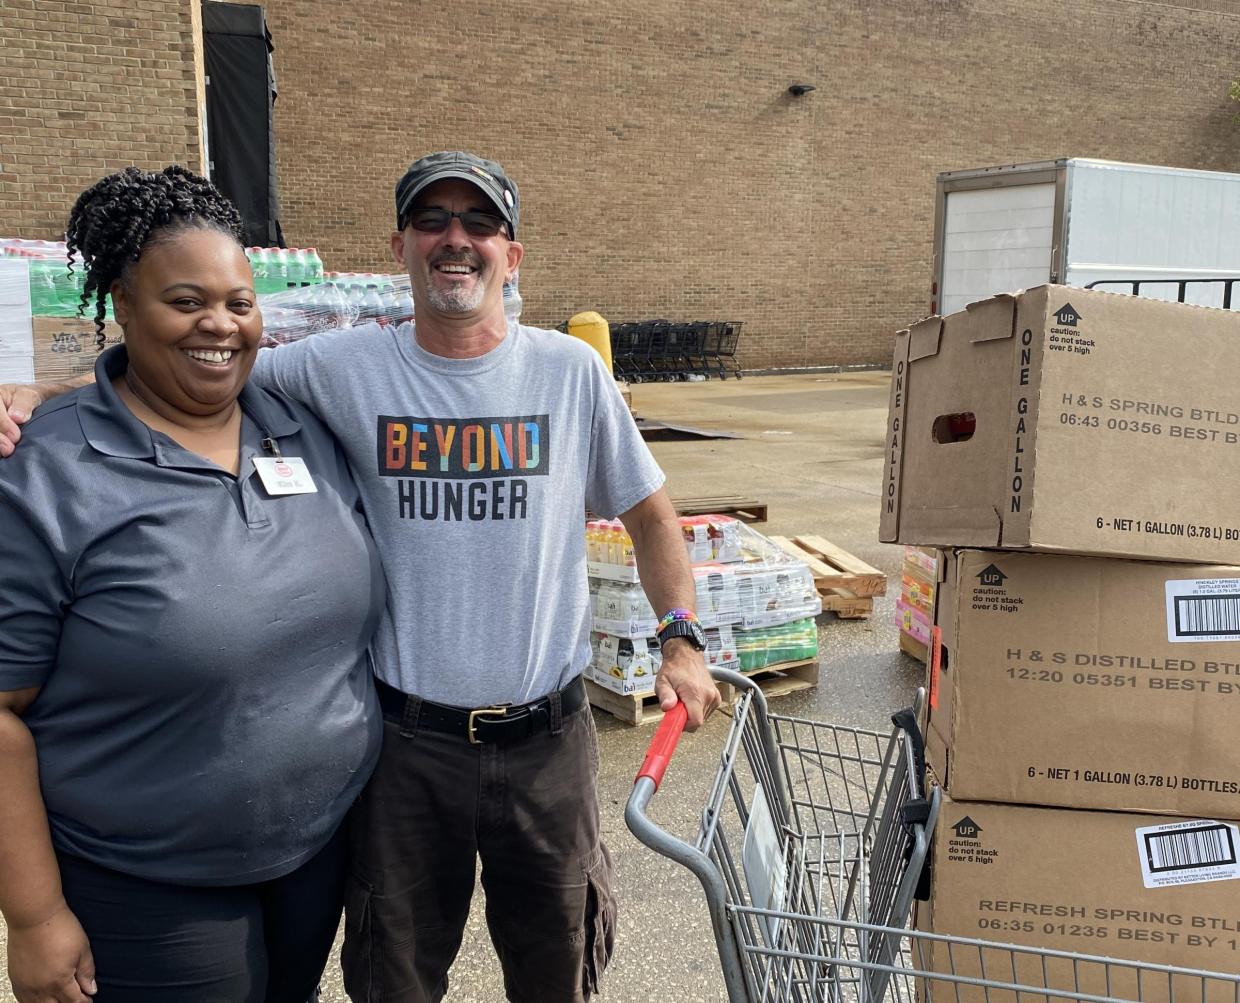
[634,702,688,790]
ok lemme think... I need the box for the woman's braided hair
[65,165,247,348]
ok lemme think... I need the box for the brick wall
[0,0,202,239]
[264,0,1240,367]
[6,1,1240,367]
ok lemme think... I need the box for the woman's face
[111,228,261,417]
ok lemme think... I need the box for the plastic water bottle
[26,253,66,315]
[360,284,384,323]
[306,248,324,283]
[65,251,86,313]
[273,248,292,290]
[248,248,270,293]
[288,248,308,288]
[53,258,79,315]
[503,269,522,323]
[394,287,415,323]
[27,254,51,315]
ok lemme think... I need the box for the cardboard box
[31,316,121,382]
[881,286,1240,564]
[929,549,1240,818]
[903,545,939,582]
[918,790,1240,1001]
[900,572,934,617]
[897,597,932,647]
[589,627,738,696]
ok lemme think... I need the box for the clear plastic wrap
[0,256,33,382]
[589,567,740,635]
[586,517,822,630]
[586,625,739,696]
[584,518,821,697]
[1,239,93,318]
[258,283,360,346]
[586,513,743,574]
[735,570,820,627]
[734,617,818,673]
[256,274,419,346]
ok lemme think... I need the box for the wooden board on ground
[899,631,929,664]
[587,658,819,726]
[769,533,887,613]
[672,495,768,523]
[820,589,873,619]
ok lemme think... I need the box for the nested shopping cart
[626,668,1240,1003]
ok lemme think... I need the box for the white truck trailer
[931,158,1240,316]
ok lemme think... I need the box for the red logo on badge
[275,462,293,478]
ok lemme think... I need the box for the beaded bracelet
[657,608,699,632]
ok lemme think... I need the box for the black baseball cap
[394,151,519,237]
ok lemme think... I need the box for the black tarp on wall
[202,1,283,247]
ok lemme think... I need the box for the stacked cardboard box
[881,286,1240,990]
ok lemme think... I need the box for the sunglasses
[405,208,508,238]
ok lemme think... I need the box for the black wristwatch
[657,618,707,651]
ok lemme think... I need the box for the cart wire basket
[625,668,1240,1003]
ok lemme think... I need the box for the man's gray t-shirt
[252,321,664,706]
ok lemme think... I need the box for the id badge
[252,456,318,495]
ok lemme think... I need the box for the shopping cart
[626,668,1240,1003]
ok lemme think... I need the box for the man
[0,151,720,1003]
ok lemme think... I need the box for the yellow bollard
[566,311,613,375]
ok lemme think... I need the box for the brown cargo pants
[341,691,616,1003]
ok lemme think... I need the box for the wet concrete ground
[0,370,922,1003]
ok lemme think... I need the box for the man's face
[390,178,523,320]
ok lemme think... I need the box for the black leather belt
[375,676,587,745]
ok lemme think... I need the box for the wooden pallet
[820,589,874,619]
[719,658,819,703]
[899,631,929,664]
[769,534,887,619]
[584,678,669,727]
[671,495,768,523]
[586,658,819,726]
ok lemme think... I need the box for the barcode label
[1146,825,1235,871]
[1165,580,1240,643]
[1136,820,1240,888]
[1174,595,1240,636]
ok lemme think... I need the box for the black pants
[341,698,616,1003]
[57,824,346,1003]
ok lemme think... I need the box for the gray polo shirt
[0,346,385,886]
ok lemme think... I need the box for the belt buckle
[468,705,510,745]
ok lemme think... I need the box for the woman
[0,166,385,1002]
